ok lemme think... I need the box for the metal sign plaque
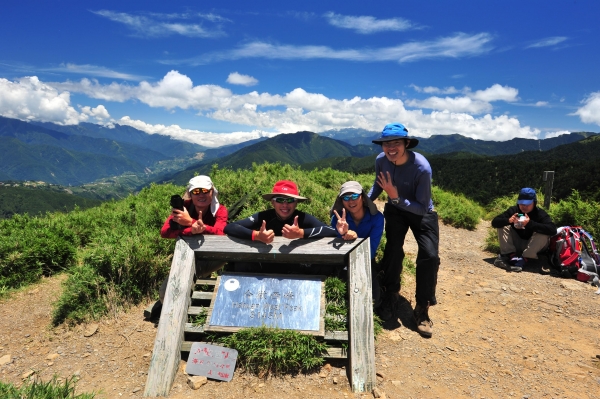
[207,272,324,333]
[185,343,238,382]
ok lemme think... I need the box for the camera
[169,195,185,230]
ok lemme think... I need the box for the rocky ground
[1,219,599,399]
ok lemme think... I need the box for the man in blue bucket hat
[368,122,440,338]
[491,187,556,272]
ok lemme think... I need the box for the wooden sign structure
[143,236,375,397]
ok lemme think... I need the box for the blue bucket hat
[517,187,537,205]
[372,122,419,148]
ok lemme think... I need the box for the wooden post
[144,239,196,397]
[543,171,554,209]
[347,239,376,393]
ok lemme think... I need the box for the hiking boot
[413,303,433,338]
[375,291,399,321]
[494,254,511,270]
[509,257,526,272]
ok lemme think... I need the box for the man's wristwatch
[390,197,401,205]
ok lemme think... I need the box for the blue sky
[1,0,599,147]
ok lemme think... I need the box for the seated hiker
[159,175,228,301]
[330,181,384,306]
[224,180,337,273]
[491,187,557,272]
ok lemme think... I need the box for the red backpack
[548,226,600,281]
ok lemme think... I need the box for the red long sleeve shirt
[160,200,228,238]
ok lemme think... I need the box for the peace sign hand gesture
[333,208,349,235]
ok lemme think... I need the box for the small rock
[22,370,35,379]
[333,376,339,384]
[46,353,60,361]
[446,346,455,351]
[0,354,12,366]
[372,387,386,398]
[132,387,141,393]
[391,380,402,387]
[73,370,81,377]
[83,324,99,337]
[187,375,208,390]
[322,363,332,372]
[258,383,265,388]
[81,353,90,358]
[47,361,54,366]
[143,352,152,358]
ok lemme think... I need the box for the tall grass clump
[216,326,328,377]
[549,190,600,239]
[0,375,96,398]
[431,186,482,230]
[52,183,178,324]
[0,214,77,290]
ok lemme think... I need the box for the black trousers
[381,204,440,306]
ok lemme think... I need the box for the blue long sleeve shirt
[368,151,434,216]
[330,210,384,259]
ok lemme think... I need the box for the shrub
[549,190,600,239]
[216,326,328,377]
[432,186,482,230]
[0,375,96,399]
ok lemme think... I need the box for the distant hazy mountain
[162,131,379,185]
[319,128,597,156]
[33,121,206,158]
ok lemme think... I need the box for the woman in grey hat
[331,181,384,306]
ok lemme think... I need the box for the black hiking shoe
[413,303,433,338]
[375,291,399,321]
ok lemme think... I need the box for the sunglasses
[342,193,361,201]
[272,197,296,204]
[191,188,211,195]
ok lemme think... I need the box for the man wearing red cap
[224,180,337,244]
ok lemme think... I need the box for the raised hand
[191,211,206,234]
[376,171,399,199]
[282,215,304,239]
[255,220,275,244]
[172,207,193,227]
[333,209,349,235]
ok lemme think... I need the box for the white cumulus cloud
[6,72,546,142]
[226,72,258,86]
[573,92,600,126]
[0,76,86,124]
[324,12,418,34]
[80,104,110,121]
[116,116,277,147]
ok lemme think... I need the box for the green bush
[0,375,96,399]
[549,190,600,239]
[432,186,482,230]
[217,326,328,377]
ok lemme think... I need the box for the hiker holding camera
[159,176,228,301]
[160,175,228,238]
[491,187,556,272]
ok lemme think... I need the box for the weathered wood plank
[180,341,347,359]
[347,239,376,393]
[191,291,214,301]
[144,239,196,397]
[182,236,360,264]
[195,278,217,286]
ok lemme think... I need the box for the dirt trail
[1,220,599,399]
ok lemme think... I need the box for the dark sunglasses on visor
[191,188,211,195]
[273,197,296,204]
[342,193,361,201]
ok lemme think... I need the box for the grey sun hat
[331,181,379,217]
